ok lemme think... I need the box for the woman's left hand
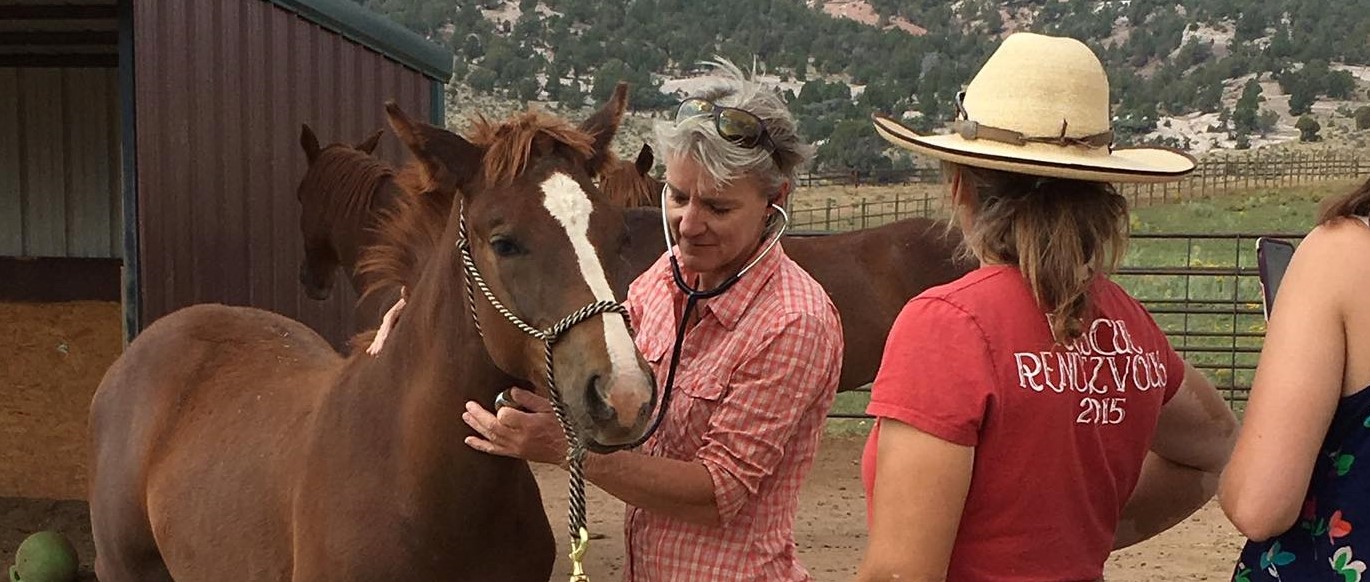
[463,388,568,467]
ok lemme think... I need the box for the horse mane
[299,147,396,233]
[346,162,450,353]
[353,162,450,296]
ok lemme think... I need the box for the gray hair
[653,57,814,196]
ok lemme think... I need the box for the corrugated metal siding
[134,0,434,348]
[0,67,122,258]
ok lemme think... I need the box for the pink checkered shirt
[621,243,844,581]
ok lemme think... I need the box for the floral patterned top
[1233,385,1370,581]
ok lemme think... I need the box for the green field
[823,178,1363,434]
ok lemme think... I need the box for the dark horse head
[295,124,386,300]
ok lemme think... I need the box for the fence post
[1199,164,1207,199]
[861,200,869,229]
[824,199,833,231]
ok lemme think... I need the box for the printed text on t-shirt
[1012,318,1169,425]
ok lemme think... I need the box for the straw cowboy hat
[871,32,1196,183]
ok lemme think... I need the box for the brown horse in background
[612,206,975,391]
[295,124,399,301]
[88,86,655,581]
[601,143,660,208]
[294,124,441,334]
[781,220,975,391]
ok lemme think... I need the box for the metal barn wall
[132,0,439,347]
[0,67,122,259]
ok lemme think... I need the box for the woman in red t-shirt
[854,33,1240,581]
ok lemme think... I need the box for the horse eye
[489,236,524,257]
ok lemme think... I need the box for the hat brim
[872,114,1196,184]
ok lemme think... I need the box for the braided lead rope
[545,340,588,555]
[542,301,631,552]
[455,202,635,581]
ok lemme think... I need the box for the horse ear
[300,124,321,163]
[579,81,628,175]
[355,129,383,155]
[385,101,481,190]
[634,143,654,176]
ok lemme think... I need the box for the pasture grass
[819,178,1361,433]
[1118,179,1355,404]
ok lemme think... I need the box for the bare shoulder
[1299,217,1370,256]
[1293,217,1370,276]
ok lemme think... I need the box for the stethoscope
[621,183,790,449]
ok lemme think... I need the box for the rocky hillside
[361,0,1370,171]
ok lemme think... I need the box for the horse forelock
[467,110,595,187]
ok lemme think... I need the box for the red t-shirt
[861,264,1184,581]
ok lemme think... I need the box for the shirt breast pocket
[638,333,732,455]
[657,372,728,456]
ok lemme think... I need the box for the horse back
[783,218,974,391]
[89,303,341,581]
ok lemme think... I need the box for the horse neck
[371,246,515,422]
[330,240,535,495]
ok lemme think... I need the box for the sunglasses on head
[675,98,783,165]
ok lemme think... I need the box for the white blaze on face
[540,173,641,385]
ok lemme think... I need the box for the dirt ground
[537,435,1248,582]
[1,437,1245,581]
[0,302,1247,580]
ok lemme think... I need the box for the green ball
[9,531,78,582]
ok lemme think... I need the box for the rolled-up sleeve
[694,313,842,525]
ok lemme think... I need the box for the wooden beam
[0,5,118,20]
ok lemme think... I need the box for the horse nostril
[585,374,613,423]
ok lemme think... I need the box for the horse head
[383,83,657,448]
[295,123,386,300]
[601,142,663,208]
